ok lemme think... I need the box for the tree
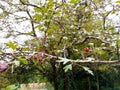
[0,0,120,90]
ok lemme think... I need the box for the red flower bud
[33,55,38,60]
[39,54,43,61]
[28,53,44,63]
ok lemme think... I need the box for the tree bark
[63,72,70,90]
[96,71,99,90]
[88,77,91,90]
[50,61,58,90]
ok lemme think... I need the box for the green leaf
[27,31,34,35]
[21,0,27,3]
[33,14,42,21]
[94,48,106,55]
[63,64,72,72]
[98,65,108,71]
[5,85,19,90]
[22,47,30,51]
[117,40,120,47]
[88,43,94,46]
[3,11,9,17]
[111,11,116,14]
[34,7,41,12]
[33,59,39,65]
[82,66,94,75]
[116,0,120,4]
[35,24,43,30]
[47,28,54,35]
[70,0,79,4]
[18,58,28,64]
[6,42,18,50]
[0,51,2,54]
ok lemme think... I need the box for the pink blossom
[0,63,8,72]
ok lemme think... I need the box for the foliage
[0,0,120,90]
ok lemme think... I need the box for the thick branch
[1,52,120,65]
[75,36,110,45]
[68,60,120,64]
[43,53,120,65]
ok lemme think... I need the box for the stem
[103,17,106,31]
[117,40,119,61]
[102,11,112,31]
[19,0,41,8]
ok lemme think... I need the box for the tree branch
[1,51,120,65]
[75,36,110,45]
[43,53,120,65]
[26,10,37,38]
[19,0,41,8]
[68,60,120,64]
[19,0,38,38]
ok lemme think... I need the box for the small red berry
[84,47,90,52]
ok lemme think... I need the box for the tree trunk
[63,72,70,90]
[50,61,58,90]
[96,70,99,90]
[88,77,91,90]
[54,82,58,90]
[60,63,70,90]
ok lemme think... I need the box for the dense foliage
[0,0,120,90]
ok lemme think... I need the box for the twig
[19,0,41,9]
[19,0,38,38]
[26,10,37,38]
